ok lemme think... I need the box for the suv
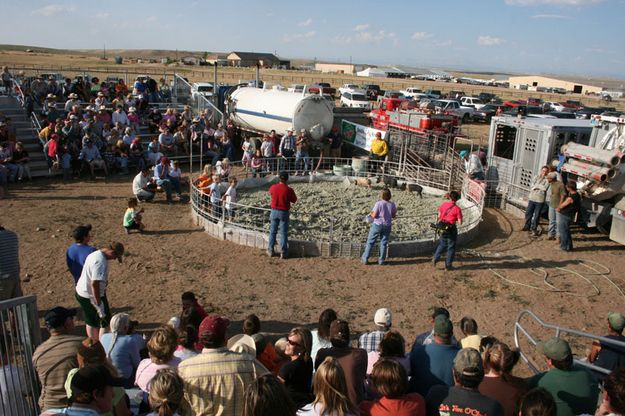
[424,89,442,99]
[191,82,214,99]
[340,91,371,109]
[478,92,499,103]
[460,97,486,110]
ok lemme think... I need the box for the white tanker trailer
[225,86,334,140]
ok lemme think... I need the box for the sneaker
[267,250,274,257]
[361,258,369,265]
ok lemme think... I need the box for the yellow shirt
[370,138,388,157]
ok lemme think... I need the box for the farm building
[227,52,289,69]
[205,53,228,66]
[507,75,604,94]
[314,63,361,74]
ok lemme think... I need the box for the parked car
[459,97,487,110]
[424,89,442,99]
[340,91,371,109]
[478,92,499,103]
[338,84,362,95]
[564,100,584,109]
[362,84,383,100]
[308,83,336,97]
[575,107,603,119]
[502,106,544,117]
[377,90,406,103]
[447,90,466,99]
[543,101,567,112]
[400,87,423,99]
[288,84,305,93]
[527,97,544,107]
[548,111,576,119]
[472,104,511,123]
[191,82,214,99]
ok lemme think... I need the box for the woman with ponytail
[147,368,185,416]
[298,356,358,416]
[100,312,142,387]
[478,342,527,416]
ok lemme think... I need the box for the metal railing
[514,309,625,375]
[190,158,483,243]
[0,295,42,416]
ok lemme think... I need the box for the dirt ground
[3,175,625,374]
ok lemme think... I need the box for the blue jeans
[268,209,290,255]
[433,227,458,269]
[524,201,544,231]
[548,206,559,238]
[558,213,573,250]
[295,150,310,173]
[361,223,392,264]
[157,177,181,201]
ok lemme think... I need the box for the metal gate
[0,295,41,416]
[514,309,625,375]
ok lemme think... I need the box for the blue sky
[2,0,624,78]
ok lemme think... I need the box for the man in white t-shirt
[75,242,124,341]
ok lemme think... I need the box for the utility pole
[103,43,106,60]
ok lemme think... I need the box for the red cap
[199,315,230,340]
[160,156,169,165]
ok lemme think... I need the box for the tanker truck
[486,114,625,244]
[224,86,334,141]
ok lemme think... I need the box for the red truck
[308,82,336,97]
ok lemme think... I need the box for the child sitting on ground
[123,198,145,234]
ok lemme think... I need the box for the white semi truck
[486,114,625,244]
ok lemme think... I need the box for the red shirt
[360,393,426,416]
[438,201,462,225]
[269,182,297,211]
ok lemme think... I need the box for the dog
[353,177,372,188]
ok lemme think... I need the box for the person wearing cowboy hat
[64,93,81,112]
[75,242,125,341]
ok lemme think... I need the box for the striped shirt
[178,347,268,416]
[32,335,83,411]
[0,228,19,280]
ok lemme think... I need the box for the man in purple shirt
[361,188,397,265]
[66,224,97,284]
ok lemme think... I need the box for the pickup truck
[308,83,336,97]
[338,84,362,95]
[424,89,442,99]
[433,99,474,122]
[362,84,383,100]
[400,87,423,99]
[459,96,487,110]
[377,90,406,103]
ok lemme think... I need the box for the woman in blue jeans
[362,188,397,265]
[557,181,581,251]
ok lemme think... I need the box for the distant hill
[0,44,212,59]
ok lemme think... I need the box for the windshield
[352,94,367,101]
[197,86,213,92]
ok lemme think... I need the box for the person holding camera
[432,191,463,271]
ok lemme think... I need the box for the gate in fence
[0,295,41,416]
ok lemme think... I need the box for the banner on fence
[341,120,387,152]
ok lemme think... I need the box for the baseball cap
[109,242,124,263]
[434,315,453,337]
[72,224,92,242]
[374,308,392,327]
[44,306,77,328]
[199,315,230,340]
[608,312,625,332]
[453,347,484,377]
[70,365,124,398]
[330,320,350,344]
[537,337,571,361]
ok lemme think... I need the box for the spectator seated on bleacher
[147,139,163,167]
[122,127,136,147]
[97,105,111,125]
[173,124,189,155]
[159,126,176,154]
[0,141,18,183]
[64,93,80,112]
[127,106,140,132]
[479,342,527,416]
[148,107,163,134]
[79,140,108,179]
[359,308,392,354]
[413,307,459,348]
[112,105,129,127]
[135,326,181,393]
[128,138,146,172]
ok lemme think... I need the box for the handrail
[514,309,625,375]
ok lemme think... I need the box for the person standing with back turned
[268,171,297,259]
[432,191,463,271]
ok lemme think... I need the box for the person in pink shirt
[135,326,181,392]
[432,190,463,271]
[361,188,397,265]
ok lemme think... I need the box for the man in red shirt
[432,190,463,271]
[268,171,297,259]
